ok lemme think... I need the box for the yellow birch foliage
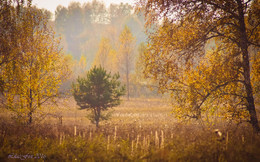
[118,25,136,99]
[1,7,70,123]
[138,0,260,128]
[251,51,260,102]
[171,45,250,122]
[79,54,87,73]
[142,18,258,123]
[93,37,118,73]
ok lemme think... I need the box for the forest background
[53,0,154,98]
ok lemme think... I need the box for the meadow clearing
[1,0,260,161]
[0,97,259,161]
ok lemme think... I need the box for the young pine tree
[72,66,125,128]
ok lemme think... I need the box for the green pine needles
[73,66,125,128]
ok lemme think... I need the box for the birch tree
[138,0,260,131]
[118,26,136,100]
[1,6,70,124]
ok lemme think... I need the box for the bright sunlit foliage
[92,37,118,73]
[138,0,260,131]
[0,3,70,124]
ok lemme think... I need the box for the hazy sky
[32,0,136,14]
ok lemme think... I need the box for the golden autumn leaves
[93,26,136,100]
[0,6,70,124]
[138,0,260,131]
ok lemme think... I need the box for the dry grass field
[0,97,260,161]
[42,97,174,126]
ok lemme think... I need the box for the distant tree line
[54,0,146,61]
[55,0,159,99]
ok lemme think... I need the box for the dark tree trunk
[27,89,33,124]
[95,107,101,128]
[237,0,259,132]
[242,46,259,132]
[96,119,99,128]
[242,48,259,132]
[28,111,32,124]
